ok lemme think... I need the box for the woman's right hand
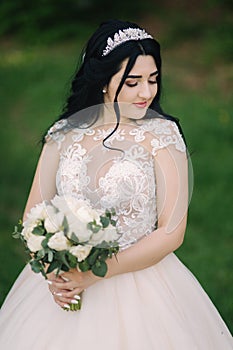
[47,272,78,309]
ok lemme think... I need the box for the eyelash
[125,80,157,87]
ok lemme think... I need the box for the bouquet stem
[63,294,82,311]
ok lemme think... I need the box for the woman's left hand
[48,269,101,308]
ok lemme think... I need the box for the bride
[0,19,232,349]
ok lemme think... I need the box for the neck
[98,103,134,126]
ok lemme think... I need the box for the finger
[48,275,64,283]
[52,281,76,290]
[54,294,73,304]
[60,288,83,299]
[49,284,71,298]
[54,298,69,309]
[53,294,81,308]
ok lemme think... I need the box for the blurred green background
[0,0,232,332]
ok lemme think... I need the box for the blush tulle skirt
[0,253,232,349]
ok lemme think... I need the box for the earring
[102,89,107,94]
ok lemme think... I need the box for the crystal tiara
[102,28,153,56]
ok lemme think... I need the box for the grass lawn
[0,36,232,332]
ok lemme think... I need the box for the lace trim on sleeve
[45,119,69,149]
[130,119,186,155]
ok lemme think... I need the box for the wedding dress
[0,116,232,349]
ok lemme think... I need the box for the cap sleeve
[136,118,186,156]
[45,119,69,149]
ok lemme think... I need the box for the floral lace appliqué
[56,143,92,199]
[53,117,185,250]
[98,145,157,249]
[130,119,186,155]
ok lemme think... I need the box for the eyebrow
[126,70,159,79]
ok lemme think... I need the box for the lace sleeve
[130,118,186,156]
[152,119,186,155]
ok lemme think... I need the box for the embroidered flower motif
[93,128,126,144]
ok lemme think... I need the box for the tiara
[102,28,153,56]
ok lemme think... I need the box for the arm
[23,141,60,221]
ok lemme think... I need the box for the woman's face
[104,55,158,121]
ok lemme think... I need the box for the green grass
[0,37,232,333]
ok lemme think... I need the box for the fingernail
[74,295,81,300]
[61,276,69,282]
[71,299,79,304]
[63,303,70,309]
[55,292,63,296]
[47,280,52,285]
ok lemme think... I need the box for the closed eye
[125,82,138,87]
[148,79,157,84]
[125,79,157,87]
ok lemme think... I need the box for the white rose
[23,216,42,233]
[75,206,100,224]
[51,195,71,215]
[66,212,92,242]
[52,195,99,223]
[21,223,36,240]
[26,201,49,221]
[27,234,44,252]
[51,195,84,216]
[23,203,56,233]
[51,195,99,242]
[47,231,70,251]
[69,244,92,262]
[44,210,64,233]
[89,225,119,246]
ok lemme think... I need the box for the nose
[138,82,154,100]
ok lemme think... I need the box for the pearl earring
[102,89,107,94]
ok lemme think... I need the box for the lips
[133,102,148,108]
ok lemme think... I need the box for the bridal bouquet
[13,195,120,311]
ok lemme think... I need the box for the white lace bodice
[46,117,186,250]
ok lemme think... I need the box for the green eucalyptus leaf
[105,209,111,218]
[70,233,80,244]
[30,260,43,274]
[92,225,101,233]
[92,261,107,277]
[100,216,110,228]
[88,222,101,233]
[12,230,22,239]
[37,249,46,259]
[87,248,99,265]
[60,264,69,272]
[87,222,92,231]
[32,226,45,236]
[57,251,71,269]
[46,232,54,239]
[62,216,69,235]
[98,250,109,262]
[67,252,77,268]
[78,260,90,272]
[46,260,60,274]
[110,208,116,216]
[110,220,117,227]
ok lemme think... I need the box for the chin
[120,104,148,120]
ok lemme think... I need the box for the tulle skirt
[0,253,232,349]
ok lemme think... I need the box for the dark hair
[44,19,186,144]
